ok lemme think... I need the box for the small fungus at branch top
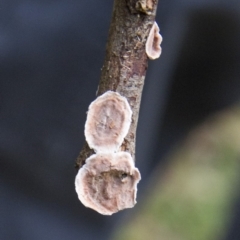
[136,0,153,15]
[145,22,162,60]
[75,152,141,215]
[127,0,154,15]
[85,91,132,153]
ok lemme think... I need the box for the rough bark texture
[76,0,159,169]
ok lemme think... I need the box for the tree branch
[76,0,159,169]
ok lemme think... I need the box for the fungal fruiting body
[75,152,141,215]
[136,0,153,15]
[84,91,132,153]
[127,0,154,15]
[145,22,162,60]
[76,91,141,215]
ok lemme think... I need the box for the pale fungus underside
[76,91,141,215]
[75,152,141,215]
[85,91,132,153]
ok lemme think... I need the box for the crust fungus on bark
[85,91,132,153]
[145,21,162,60]
[75,152,141,215]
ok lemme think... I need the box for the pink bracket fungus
[84,91,132,153]
[75,152,141,215]
[145,21,162,60]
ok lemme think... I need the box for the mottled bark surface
[76,0,159,169]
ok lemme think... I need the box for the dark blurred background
[1,0,240,239]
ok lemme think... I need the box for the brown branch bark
[76,0,159,169]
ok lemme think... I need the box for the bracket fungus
[85,91,132,153]
[75,152,141,215]
[77,91,141,214]
[145,21,162,60]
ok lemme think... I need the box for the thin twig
[76,0,159,169]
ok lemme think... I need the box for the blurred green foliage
[113,107,240,240]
